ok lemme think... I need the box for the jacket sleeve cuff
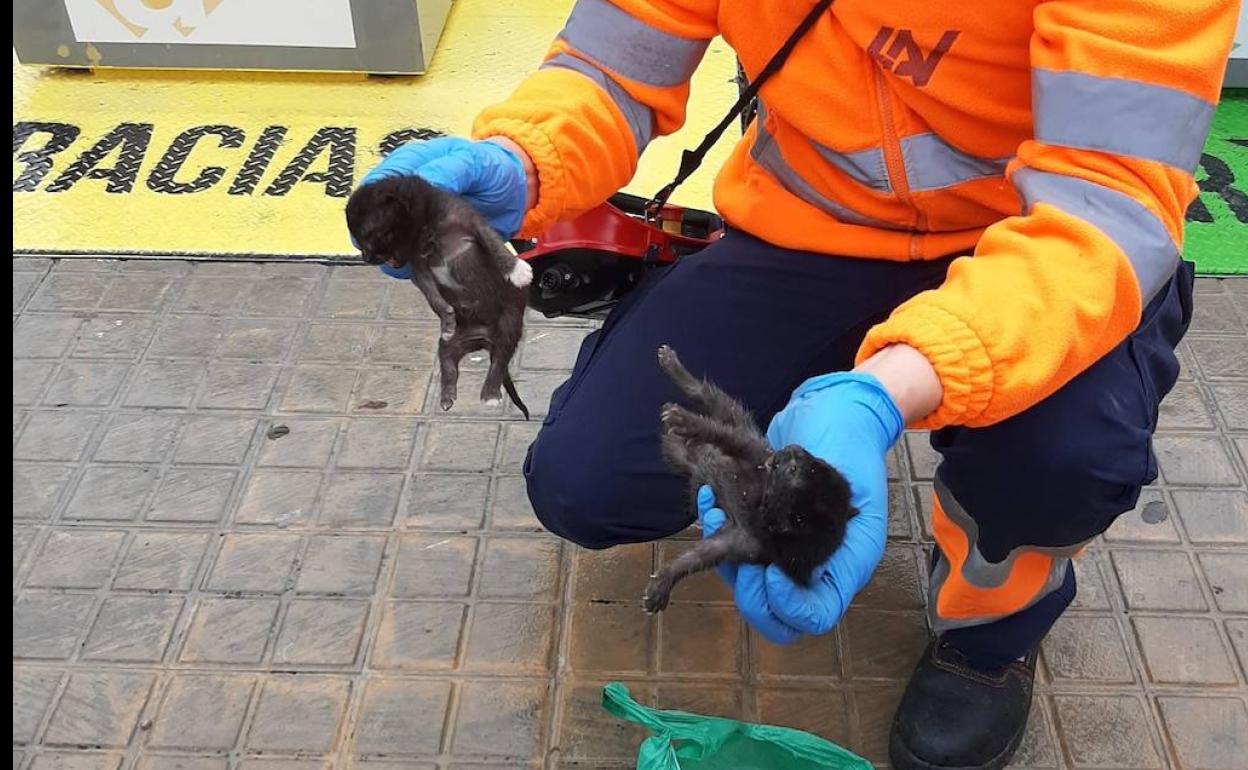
[472,117,566,238]
[855,303,995,430]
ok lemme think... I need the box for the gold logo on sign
[94,0,226,39]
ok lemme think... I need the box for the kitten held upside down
[345,176,533,418]
[644,345,857,613]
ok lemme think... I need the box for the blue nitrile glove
[700,372,904,645]
[354,136,529,279]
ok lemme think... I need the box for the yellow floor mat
[12,0,738,258]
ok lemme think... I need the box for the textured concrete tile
[658,605,741,676]
[12,270,44,312]
[419,422,500,472]
[234,470,321,527]
[463,603,557,674]
[198,363,280,410]
[317,281,386,319]
[113,533,210,591]
[390,534,478,598]
[1190,294,1247,333]
[844,609,929,679]
[273,599,369,665]
[14,315,82,358]
[1158,381,1217,430]
[174,416,256,464]
[147,315,225,358]
[490,476,541,531]
[756,689,851,745]
[1225,619,1248,677]
[1068,552,1114,611]
[850,685,907,765]
[452,680,547,758]
[1134,616,1238,685]
[1198,552,1248,612]
[574,544,653,602]
[1111,549,1208,610]
[1172,490,1248,543]
[904,432,939,481]
[477,536,561,600]
[856,545,926,609]
[337,418,419,469]
[1052,695,1161,769]
[28,273,108,311]
[754,630,842,679]
[404,474,489,530]
[256,419,339,468]
[246,676,351,753]
[15,411,102,461]
[173,276,250,313]
[504,371,565,420]
[73,316,156,359]
[13,360,56,404]
[498,423,540,474]
[520,328,586,370]
[94,414,181,462]
[295,535,385,595]
[240,274,319,317]
[100,276,176,311]
[29,753,123,770]
[1188,337,1248,379]
[353,678,450,756]
[651,541,732,604]
[1041,614,1135,684]
[279,366,357,412]
[26,529,126,587]
[1011,699,1061,769]
[371,602,466,670]
[82,596,183,662]
[568,602,653,675]
[13,525,38,576]
[134,757,228,770]
[123,361,206,408]
[556,682,651,762]
[1153,435,1241,485]
[368,325,439,366]
[13,667,64,743]
[1104,489,1181,543]
[43,362,130,406]
[13,592,96,658]
[44,672,154,748]
[319,472,403,528]
[217,318,298,361]
[382,281,438,322]
[1157,696,1248,770]
[237,761,326,770]
[64,465,160,522]
[146,468,236,523]
[420,368,506,419]
[296,323,369,363]
[206,534,301,592]
[180,598,280,663]
[1209,382,1248,430]
[13,463,75,520]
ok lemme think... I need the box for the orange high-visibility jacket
[471,0,1238,429]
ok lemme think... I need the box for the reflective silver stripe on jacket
[1033,68,1215,173]
[1014,168,1179,302]
[542,53,655,154]
[558,0,709,87]
[751,104,905,229]
[813,134,1008,194]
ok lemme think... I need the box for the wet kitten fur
[346,176,532,417]
[643,345,857,612]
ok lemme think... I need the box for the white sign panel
[63,0,358,49]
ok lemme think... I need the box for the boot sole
[888,722,1026,770]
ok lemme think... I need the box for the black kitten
[642,345,857,613]
[346,176,532,418]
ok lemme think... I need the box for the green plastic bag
[602,682,875,770]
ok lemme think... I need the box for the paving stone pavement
[12,257,1248,770]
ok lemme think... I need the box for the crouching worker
[354,2,1237,768]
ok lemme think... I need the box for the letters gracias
[12,122,442,197]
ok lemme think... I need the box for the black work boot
[889,638,1037,770]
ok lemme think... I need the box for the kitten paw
[507,258,534,288]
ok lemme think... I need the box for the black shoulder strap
[644,0,838,219]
